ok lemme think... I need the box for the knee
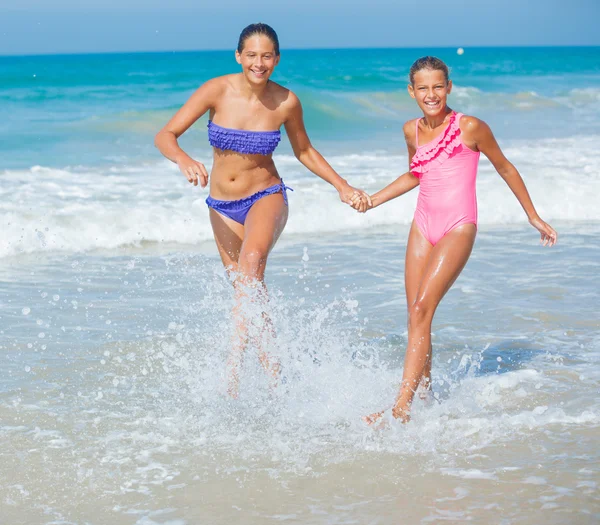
[239,248,268,273]
[408,298,433,326]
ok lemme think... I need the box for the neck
[422,107,453,129]
[239,73,268,100]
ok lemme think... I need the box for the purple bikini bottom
[205,180,293,225]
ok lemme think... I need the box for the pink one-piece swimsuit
[410,112,480,246]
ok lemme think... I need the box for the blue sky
[1,0,599,55]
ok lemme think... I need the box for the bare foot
[363,404,412,427]
[362,411,385,426]
[391,405,411,423]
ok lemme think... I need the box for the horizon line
[1,43,598,59]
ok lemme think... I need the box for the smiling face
[408,68,453,118]
[235,34,280,86]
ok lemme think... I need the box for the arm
[368,119,420,208]
[370,171,420,208]
[464,117,557,246]
[154,78,222,187]
[283,93,371,209]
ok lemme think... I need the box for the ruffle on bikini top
[208,120,281,155]
[410,112,463,177]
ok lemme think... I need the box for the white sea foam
[1,222,598,523]
[1,134,599,259]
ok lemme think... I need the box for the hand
[349,191,374,213]
[350,193,376,213]
[529,216,557,247]
[338,184,372,213]
[176,155,209,187]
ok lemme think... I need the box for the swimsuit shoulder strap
[415,118,421,147]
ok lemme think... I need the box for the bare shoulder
[403,118,419,135]
[204,74,237,94]
[270,84,302,122]
[403,118,419,146]
[192,75,231,102]
[269,82,298,108]
[459,114,490,135]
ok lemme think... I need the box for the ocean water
[1,47,599,524]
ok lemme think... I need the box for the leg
[392,223,476,421]
[209,209,246,397]
[237,192,288,281]
[404,222,434,395]
[237,193,288,387]
[363,222,433,426]
[209,208,244,272]
[364,223,476,425]
[210,193,288,397]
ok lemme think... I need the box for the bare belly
[209,151,281,200]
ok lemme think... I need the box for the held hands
[338,183,373,213]
[530,216,558,247]
[177,154,209,187]
[349,192,373,213]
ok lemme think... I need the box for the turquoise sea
[1,47,599,523]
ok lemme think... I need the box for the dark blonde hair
[409,56,450,84]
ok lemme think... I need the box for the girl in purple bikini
[155,23,370,397]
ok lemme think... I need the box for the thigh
[405,221,433,307]
[241,192,289,256]
[209,208,245,269]
[415,223,476,310]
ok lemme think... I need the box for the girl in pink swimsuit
[359,56,557,425]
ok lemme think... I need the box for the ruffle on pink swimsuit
[410,112,480,246]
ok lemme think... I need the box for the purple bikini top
[208,120,281,155]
